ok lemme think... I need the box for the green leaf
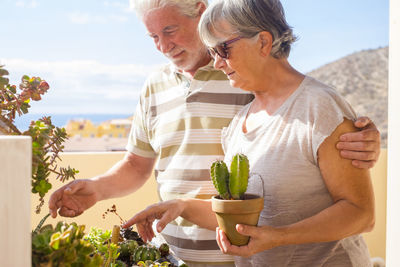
[0,77,9,86]
[32,141,41,149]
[9,85,16,94]
[0,68,9,76]
[32,233,47,248]
[34,179,52,195]
[20,105,28,114]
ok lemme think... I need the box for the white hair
[199,0,297,58]
[130,0,208,18]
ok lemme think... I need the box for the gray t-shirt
[222,76,372,267]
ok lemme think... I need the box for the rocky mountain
[307,46,388,147]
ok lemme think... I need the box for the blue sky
[0,0,389,115]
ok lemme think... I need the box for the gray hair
[130,0,208,18]
[198,0,297,58]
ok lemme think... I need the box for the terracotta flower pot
[211,194,264,246]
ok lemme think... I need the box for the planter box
[0,136,32,266]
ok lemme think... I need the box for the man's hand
[48,179,98,218]
[122,200,185,243]
[337,116,381,169]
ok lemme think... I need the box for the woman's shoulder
[302,76,341,100]
[298,76,356,117]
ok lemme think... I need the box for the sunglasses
[208,36,242,59]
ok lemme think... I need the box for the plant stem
[33,213,51,233]
[0,115,21,134]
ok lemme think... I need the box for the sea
[13,113,132,131]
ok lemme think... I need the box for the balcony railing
[0,137,388,265]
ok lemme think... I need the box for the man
[49,1,381,266]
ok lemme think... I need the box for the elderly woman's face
[210,21,261,91]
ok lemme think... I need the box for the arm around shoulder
[276,118,375,246]
[319,117,375,233]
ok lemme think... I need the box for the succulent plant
[229,153,249,200]
[210,153,250,200]
[0,65,78,214]
[210,160,230,200]
[32,221,104,267]
[158,243,170,257]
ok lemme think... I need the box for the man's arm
[94,152,156,200]
[339,116,381,169]
[49,152,156,218]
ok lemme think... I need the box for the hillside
[307,47,388,147]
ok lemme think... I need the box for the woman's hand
[122,200,185,242]
[216,224,281,257]
[338,116,381,169]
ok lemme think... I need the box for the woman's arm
[122,198,217,242]
[216,118,375,256]
[280,118,375,242]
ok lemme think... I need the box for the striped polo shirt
[126,61,254,264]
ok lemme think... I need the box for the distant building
[65,119,99,138]
[98,118,132,138]
[65,116,133,139]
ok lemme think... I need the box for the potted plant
[210,154,264,246]
[0,65,78,213]
[0,64,82,266]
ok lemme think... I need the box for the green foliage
[158,243,169,258]
[0,65,78,213]
[118,239,139,259]
[85,227,120,266]
[32,222,104,267]
[210,153,250,200]
[137,260,171,267]
[32,219,178,267]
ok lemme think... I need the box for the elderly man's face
[143,4,209,75]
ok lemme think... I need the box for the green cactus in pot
[210,153,249,200]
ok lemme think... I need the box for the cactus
[211,160,231,199]
[210,153,250,200]
[158,243,170,257]
[133,245,161,263]
[229,153,249,200]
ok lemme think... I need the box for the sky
[0,0,389,115]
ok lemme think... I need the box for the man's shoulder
[144,63,177,84]
[195,63,229,82]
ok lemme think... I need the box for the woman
[124,0,375,266]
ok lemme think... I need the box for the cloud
[15,0,38,8]
[67,11,129,24]
[0,58,163,114]
[104,0,135,13]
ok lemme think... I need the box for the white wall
[386,1,400,266]
[0,136,31,267]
